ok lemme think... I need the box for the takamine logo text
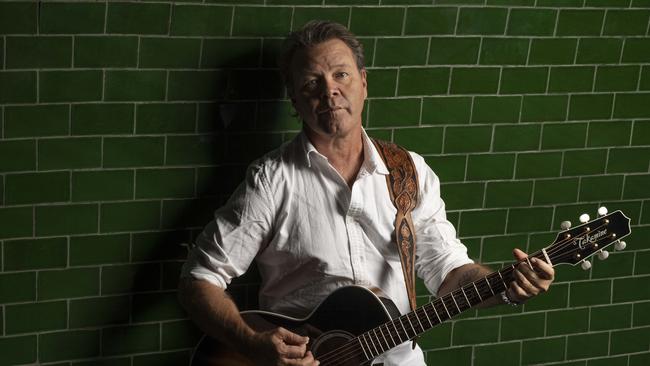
[576,229,608,249]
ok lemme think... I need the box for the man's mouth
[317,106,343,114]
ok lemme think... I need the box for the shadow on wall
[105,41,297,363]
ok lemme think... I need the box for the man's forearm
[178,278,256,351]
[437,263,504,308]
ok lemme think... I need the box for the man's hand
[247,327,320,366]
[507,248,555,304]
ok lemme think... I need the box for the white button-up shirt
[182,129,473,365]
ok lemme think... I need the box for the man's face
[289,39,367,140]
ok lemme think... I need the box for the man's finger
[530,257,555,280]
[278,328,309,345]
[514,268,539,296]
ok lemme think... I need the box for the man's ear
[361,68,368,98]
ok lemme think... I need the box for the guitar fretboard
[354,251,546,361]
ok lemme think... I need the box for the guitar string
[316,221,614,365]
[317,241,571,366]
[316,234,580,366]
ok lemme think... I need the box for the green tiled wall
[1,1,649,365]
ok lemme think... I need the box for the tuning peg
[561,220,572,230]
[614,240,626,251]
[597,250,609,260]
[597,206,608,216]
[579,214,590,223]
[581,260,592,270]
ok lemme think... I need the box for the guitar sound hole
[311,330,365,366]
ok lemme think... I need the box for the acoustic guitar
[191,209,631,366]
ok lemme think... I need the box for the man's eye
[304,79,318,89]
[336,72,349,78]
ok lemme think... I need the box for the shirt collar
[300,128,390,175]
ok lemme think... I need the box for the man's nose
[321,78,340,98]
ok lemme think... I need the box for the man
[178,21,554,366]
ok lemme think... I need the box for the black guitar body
[191,286,402,366]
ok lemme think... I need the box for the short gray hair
[279,20,365,95]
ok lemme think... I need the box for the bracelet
[500,291,519,306]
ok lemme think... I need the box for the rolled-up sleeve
[180,163,274,289]
[411,154,474,296]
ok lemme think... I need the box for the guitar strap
[371,138,419,317]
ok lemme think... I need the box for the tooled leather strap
[371,138,419,313]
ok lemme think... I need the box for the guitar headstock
[546,208,631,268]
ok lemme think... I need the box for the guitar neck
[356,251,549,358]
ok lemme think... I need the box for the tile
[69,296,130,328]
[507,8,557,36]
[429,37,480,65]
[35,204,99,236]
[368,98,420,127]
[479,38,529,65]
[374,38,428,66]
[5,171,69,205]
[3,237,67,271]
[450,67,500,94]
[405,7,457,35]
[105,71,166,102]
[5,301,67,334]
[39,330,100,362]
[70,234,130,266]
[350,7,405,36]
[6,36,72,68]
[493,124,541,152]
[72,103,134,135]
[172,6,231,36]
[232,6,291,36]
[499,67,549,94]
[74,36,138,68]
[139,37,201,68]
[0,71,37,103]
[38,268,99,300]
[40,71,103,103]
[0,2,37,34]
[422,96,472,124]
[472,96,521,124]
[38,137,101,170]
[100,201,161,232]
[397,67,450,95]
[72,170,134,202]
[135,168,195,199]
[40,2,104,34]
[556,9,605,36]
[456,7,507,35]
[4,105,69,138]
[444,126,492,153]
[107,2,170,35]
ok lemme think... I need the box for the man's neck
[305,126,365,188]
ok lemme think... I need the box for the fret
[367,331,380,356]
[362,333,375,358]
[484,277,495,296]
[450,292,461,313]
[358,337,370,360]
[472,282,484,302]
[497,270,508,289]
[525,257,533,270]
[421,305,434,328]
[378,325,391,349]
[414,312,425,334]
[398,315,410,339]
[405,313,417,338]
[461,287,471,308]
[391,320,404,343]
[373,328,386,353]
[440,297,452,318]
[430,302,442,323]
[384,323,396,347]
